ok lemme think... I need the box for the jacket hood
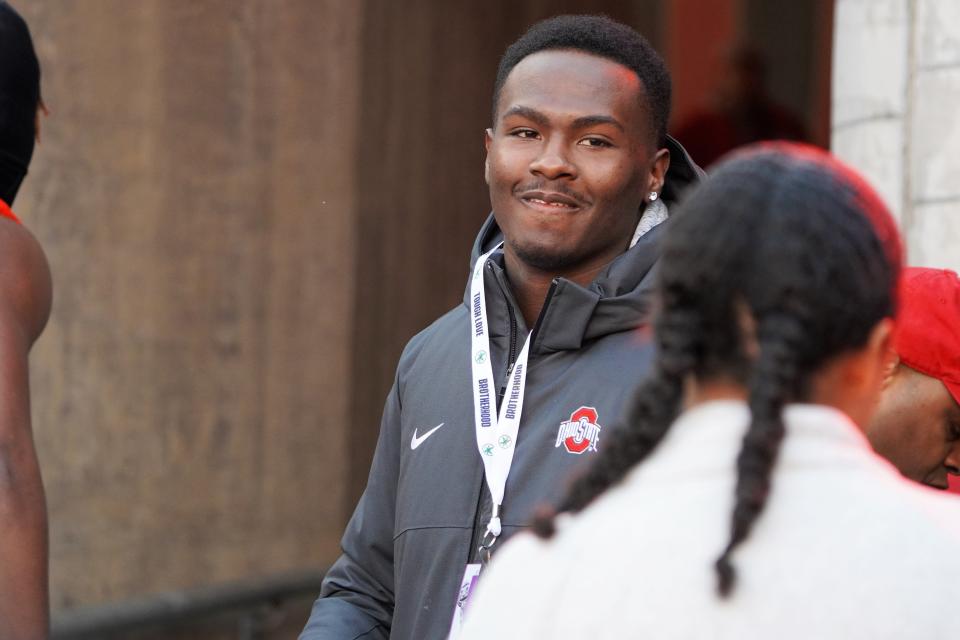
[465,135,703,352]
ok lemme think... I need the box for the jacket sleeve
[299,376,403,640]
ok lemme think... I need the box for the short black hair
[0,0,41,204]
[493,15,671,146]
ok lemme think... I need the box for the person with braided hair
[457,143,960,640]
[0,1,52,638]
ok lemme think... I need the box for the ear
[815,318,895,427]
[853,318,894,395]
[830,318,894,393]
[881,347,900,389]
[865,318,894,371]
[484,128,493,185]
[648,147,671,196]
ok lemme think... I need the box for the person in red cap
[866,267,960,491]
[0,1,52,637]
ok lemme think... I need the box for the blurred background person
[459,144,960,639]
[867,267,960,492]
[0,1,51,637]
[673,46,808,168]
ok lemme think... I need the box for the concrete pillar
[832,0,960,271]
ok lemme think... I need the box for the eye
[509,128,540,140]
[578,136,613,148]
[949,421,960,442]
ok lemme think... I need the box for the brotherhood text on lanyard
[469,243,532,560]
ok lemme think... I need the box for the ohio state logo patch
[555,406,602,454]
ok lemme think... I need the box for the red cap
[893,267,960,405]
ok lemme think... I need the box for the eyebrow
[500,105,625,132]
[571,114,625,132]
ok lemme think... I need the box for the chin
[512,241,581,272]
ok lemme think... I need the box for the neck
[684,376,749,410]
[502,245,619,327]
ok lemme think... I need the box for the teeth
[529,198,572,208]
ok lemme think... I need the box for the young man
[866,267,960,491]
[300,15,702,640]
[0,2,53,638]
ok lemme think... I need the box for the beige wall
[832,0,960,272]
[17,0,360,609]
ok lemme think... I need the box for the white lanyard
[469,243,532,550]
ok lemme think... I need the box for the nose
[529,139,576,181]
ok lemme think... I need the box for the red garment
[894,267,960,406]
[893,268,960,495]
[0,199,20,224]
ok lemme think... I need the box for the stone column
[832,0,960,271]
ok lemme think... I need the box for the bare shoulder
[0,217,52,345]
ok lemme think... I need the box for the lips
[517,190,585,211]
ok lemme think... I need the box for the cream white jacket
[459,401,960,639]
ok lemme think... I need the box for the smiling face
[485,49,668,276]
[867,363,960,489]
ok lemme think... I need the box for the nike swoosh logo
[411,423,445,450]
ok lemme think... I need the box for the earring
[648,191,659,202]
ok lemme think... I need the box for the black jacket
[300,137,703,640]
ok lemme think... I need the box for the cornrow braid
[715,314,806,596]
